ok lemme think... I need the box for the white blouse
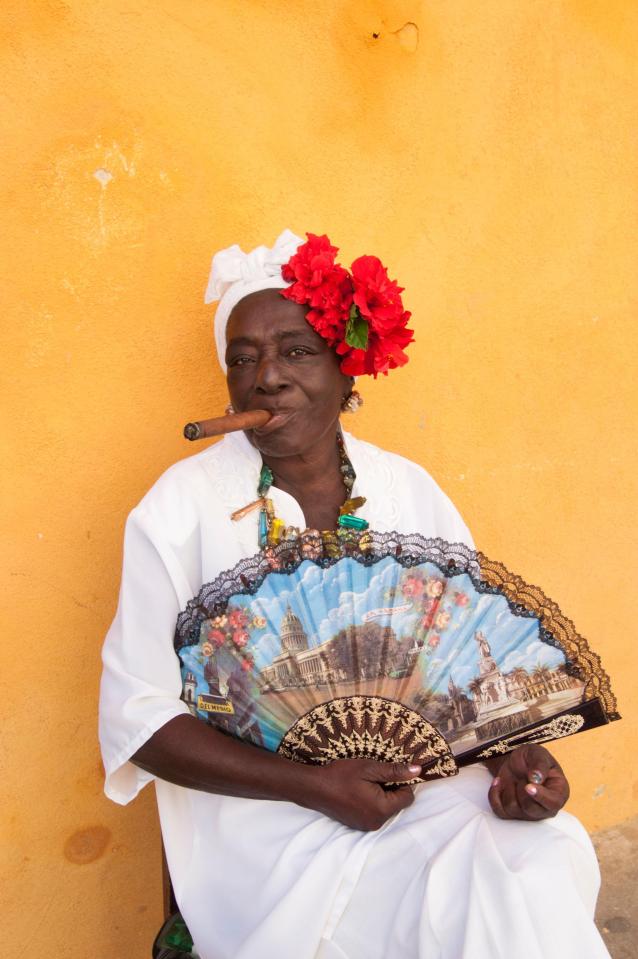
[99,431,607,959]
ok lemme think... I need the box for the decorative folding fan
[174,532,619,780]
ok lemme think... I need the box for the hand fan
[174,532,619,780]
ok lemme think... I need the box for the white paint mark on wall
[93,168,113,188]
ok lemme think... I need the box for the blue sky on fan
[186,557,566,696]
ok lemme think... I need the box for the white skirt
[175,765,609,959]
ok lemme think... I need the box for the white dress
[99,430,609,959]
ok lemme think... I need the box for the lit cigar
[183,409,271,441]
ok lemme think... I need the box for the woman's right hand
[303,758,420,831]
[132,716,418,832]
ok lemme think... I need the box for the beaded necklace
[231,432,369,548]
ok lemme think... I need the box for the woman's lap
[321,765,608,959]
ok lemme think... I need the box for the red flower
[279,234,413,378]
[232,630,249,648]
[402,575,424,598]
[337,255,414,377]
[454,592,469,607]
[427,634,441,648]
[281,234,340,288]
[208,628,226,648]
[228,608,249,629]
[351,256,409,333]
[241,656,254,672]
[281,234,353,345]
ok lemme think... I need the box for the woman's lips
[251,411,294,436]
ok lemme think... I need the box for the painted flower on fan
[420,599,438,629]
[240,655,255,672]
[251,615,267,630]
[208,628,226,648]
[421,611,435,630]
[434,610,451,630]
[427,634,441,648]
[210,614,227,629]
[425,578,445,599]
[201,641,214,657]
[228,608,249,629]
[232,629,249,648]
[402,575,425,598]
[454,592,469,607]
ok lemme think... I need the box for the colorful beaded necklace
[231,432,369,548]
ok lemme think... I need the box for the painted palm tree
[509,667,530,700]
[532,664,552,695]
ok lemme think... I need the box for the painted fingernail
[491,777,500,788]
[529,770,544,785]
[408,764,422,774]
[525,784,538,796]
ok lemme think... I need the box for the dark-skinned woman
[99,231,609,959]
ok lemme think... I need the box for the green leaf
[345,305,369,351]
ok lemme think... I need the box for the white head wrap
[205,229,304,372]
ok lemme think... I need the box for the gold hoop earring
[341,390,363,414]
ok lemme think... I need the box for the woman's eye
[287,347,312,357]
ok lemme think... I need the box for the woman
[99,231,609,959]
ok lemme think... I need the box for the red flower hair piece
[280,233,414,378]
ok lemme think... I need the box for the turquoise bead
[258,509,269,547]
[338,514,369,531]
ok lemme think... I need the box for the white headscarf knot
[205,229,303,371]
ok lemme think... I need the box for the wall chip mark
[64,825,111,864]
[394,22,419,53]
[93,168,113,188]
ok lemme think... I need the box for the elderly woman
[99,231,609,959]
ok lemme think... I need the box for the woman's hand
[487,744,570,821]
[308,758,419,832]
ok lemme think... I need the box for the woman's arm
[132,714,420,832]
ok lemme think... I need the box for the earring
[225,403,236,415]
[341,390,363,414]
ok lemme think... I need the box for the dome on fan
[280,604,309,653]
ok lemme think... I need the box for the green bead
[258,465,274,497]
[338,514,369,530]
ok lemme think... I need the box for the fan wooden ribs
[277,695,459,782]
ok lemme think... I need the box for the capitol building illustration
[260,605,339,688]
[259,606,584,740]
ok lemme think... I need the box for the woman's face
[225,288,351,459]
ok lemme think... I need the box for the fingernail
[408,764,422,774]
[491,777,500,788]
[529,770,544,785]
[525,784,538,796]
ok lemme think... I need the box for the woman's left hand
[487,744,570,821]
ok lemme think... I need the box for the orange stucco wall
[2,1,637,954]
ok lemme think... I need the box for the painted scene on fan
[176,555,587,755]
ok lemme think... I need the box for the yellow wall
[2,1,637,954]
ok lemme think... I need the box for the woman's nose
[254,355,290,393]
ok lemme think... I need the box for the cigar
[183,409,271,441]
